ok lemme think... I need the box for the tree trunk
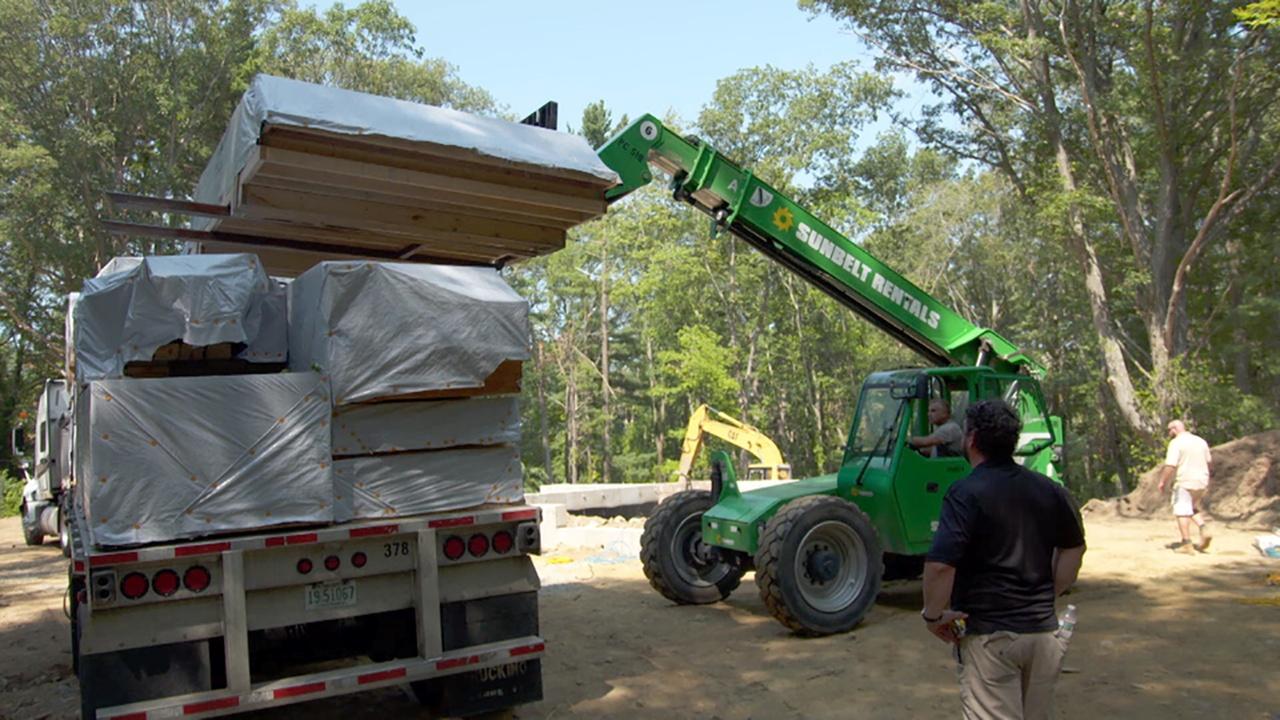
[785,278,825,470]
[599,238,611,483]
[565,361,579,485]
[534,340,554,483]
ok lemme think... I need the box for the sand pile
[1084,429,1280,527]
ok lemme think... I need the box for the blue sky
[390,1,929,133]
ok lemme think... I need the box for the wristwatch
[921,609,943,623]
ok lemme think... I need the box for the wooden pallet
[191,125,615,275]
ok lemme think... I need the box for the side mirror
[10,427,25,456]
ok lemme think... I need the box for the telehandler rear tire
[755,495,883,636]
[640,491,744,604]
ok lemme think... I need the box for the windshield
[847,387,906,458]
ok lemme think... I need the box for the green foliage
[1,470,20,517]
[1236,0,1280,27]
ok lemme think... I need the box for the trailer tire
[640,491,743,605]
[21,503,43,547]
[755,495,883,636]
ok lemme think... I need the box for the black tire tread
[640,490,743,605]
[754,495,884,636]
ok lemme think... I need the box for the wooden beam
[247,158,591,227]
[106,192,230,218]
[260,125,616,194]
[235,183,566,253]
[246,145,608,217]
[240,171,580,231]
[100,220,493,264]
[211,218,509,263]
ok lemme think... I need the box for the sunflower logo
[772,206,795,231]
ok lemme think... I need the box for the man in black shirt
[921,399,1085,720]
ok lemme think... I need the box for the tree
[804,0,1280,441]
[0,0,495,472]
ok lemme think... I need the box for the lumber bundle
[191,75,619,275]
[72,254,288,382]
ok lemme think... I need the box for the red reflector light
[152,569,180,597]
[183,566,211,593]
[468,533,489,557]
[297,558,313,574]
[443,536,466,560]
[324,555,340,571]
[492,530,514,554]
[120,572,148,600]
[351,551,367,568]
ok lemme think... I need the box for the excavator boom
[675,405,790,482]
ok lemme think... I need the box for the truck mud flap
[413,658,542,718]
[79,639,223,717]
[414,591,541,716]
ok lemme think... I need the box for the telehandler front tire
[755,495,883,636]
[640,491,744,605]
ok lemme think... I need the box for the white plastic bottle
[1057,604,1078,641]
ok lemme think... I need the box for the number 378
[383,541,411,558]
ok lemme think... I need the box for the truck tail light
[152,569,180,597]
[443,536,466,560]
[351,551,367,568]
[467,533,489,557]
[324,555,340,571]
[297,558,313,574]
[120,572,149,600]
[184,566,211,593]
[491,530,514,554]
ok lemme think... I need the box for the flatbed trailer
[68,498,544,719]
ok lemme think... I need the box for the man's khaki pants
[956,630,1067,720]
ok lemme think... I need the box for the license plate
[305,580,357,610]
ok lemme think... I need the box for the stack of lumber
[77,372,333,548]
[288,261,528,520]
[72,254,288,382]
[190,75,619,276]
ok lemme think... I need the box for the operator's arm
[909,432,945,449]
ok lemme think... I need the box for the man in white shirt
[1157,419,1213,554]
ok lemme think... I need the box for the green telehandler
[595,116,1064,636]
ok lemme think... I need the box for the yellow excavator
[675,404,791,484]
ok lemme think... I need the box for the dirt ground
[2,514,1277,720]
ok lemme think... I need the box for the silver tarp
[334,446,523,521]
[193,74,618,212]
[77,372,333,547]
[289,261,530,405]
[73,254,287,381]
[332,397,520,457]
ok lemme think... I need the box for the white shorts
[1171,487,1207,517]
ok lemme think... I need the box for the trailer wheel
[640,491,743,605]
[21,503,44,547]
[755,495,883,636]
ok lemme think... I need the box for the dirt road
[2,514,1277,720]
